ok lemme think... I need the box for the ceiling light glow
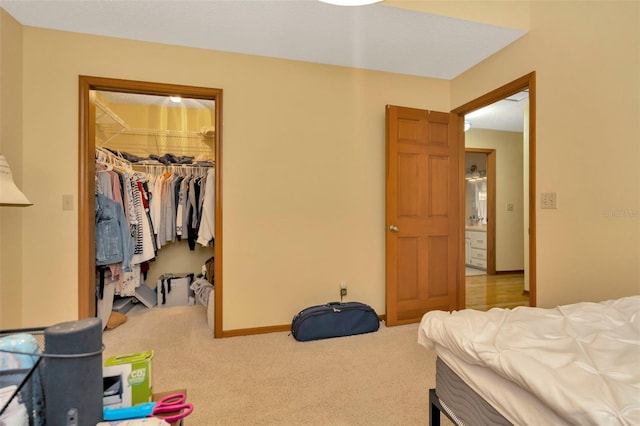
[169,96,182,103]
[318,0,383,6]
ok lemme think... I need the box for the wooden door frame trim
[78,75,225,337]
[464,148,496,275]
[452,71,536,308]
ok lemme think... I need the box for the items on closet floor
[96,268,120,330]
[190,256,215,330]
[105,312,127,330]
[135,285,158,309]
[157,274,196,308]
[96,265,146,329]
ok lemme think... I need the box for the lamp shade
[0,154,32,206]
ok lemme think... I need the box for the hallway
[465,272,529,311]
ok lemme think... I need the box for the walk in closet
[78,77,223,337]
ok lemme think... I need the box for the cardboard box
[103,351,153,408]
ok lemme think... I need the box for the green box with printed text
[103,350,153,407]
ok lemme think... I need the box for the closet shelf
[94,96,214,146]
[98,126,205,140]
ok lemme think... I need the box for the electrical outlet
[339,281,348,298]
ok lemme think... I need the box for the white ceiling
[0,0,528,131]
[466,91,529,133]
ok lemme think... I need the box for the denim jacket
[95,193,133,272]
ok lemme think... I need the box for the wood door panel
[397,117,427,142]
[428,121,449,145]
[428,155,450,217]
[397,237,419,300]
[398,154,420,216]
[427,235,449,297]
[396,235,451,299]
[386,105,460,326]
[396,299,451,321]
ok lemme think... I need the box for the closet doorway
[78,76,223,337]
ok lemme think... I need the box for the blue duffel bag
[291,301,380,342]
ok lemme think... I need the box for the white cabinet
[465,230,487,270]
[465,238,471,264]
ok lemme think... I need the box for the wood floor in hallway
[465,272,529,311]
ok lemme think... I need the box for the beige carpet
[103,304,450,425]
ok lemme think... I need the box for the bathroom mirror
[465,154,488,226]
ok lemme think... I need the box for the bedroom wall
[452,1,640,306]
[0,9,25,329]
[465,129,524,272]
[12,26,449,329]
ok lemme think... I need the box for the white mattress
[418,296,640,425]
[436,345,569,425]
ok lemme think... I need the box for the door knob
[389,225,399,233]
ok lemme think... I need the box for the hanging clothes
[144,164,212,251]
[95,150,155,296]
[95,193,134,273]
[95,149,214,298]
[197,167,215,247]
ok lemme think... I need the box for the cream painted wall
[453,1,640,306]
[15,27,449,329]
[0,9,25,329]
[466,129,524,271]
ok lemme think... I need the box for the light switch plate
[62,194,74,211]
[541,192,557,209]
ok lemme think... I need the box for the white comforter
[418,296,640,425]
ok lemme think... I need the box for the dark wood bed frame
[429,388,457,426]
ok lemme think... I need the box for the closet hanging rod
[134,163,213,177]
[95,146,134,172]
[134,163,214,170]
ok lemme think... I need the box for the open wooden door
[385,105,461,326]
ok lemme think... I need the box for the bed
[417,295,640,425]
